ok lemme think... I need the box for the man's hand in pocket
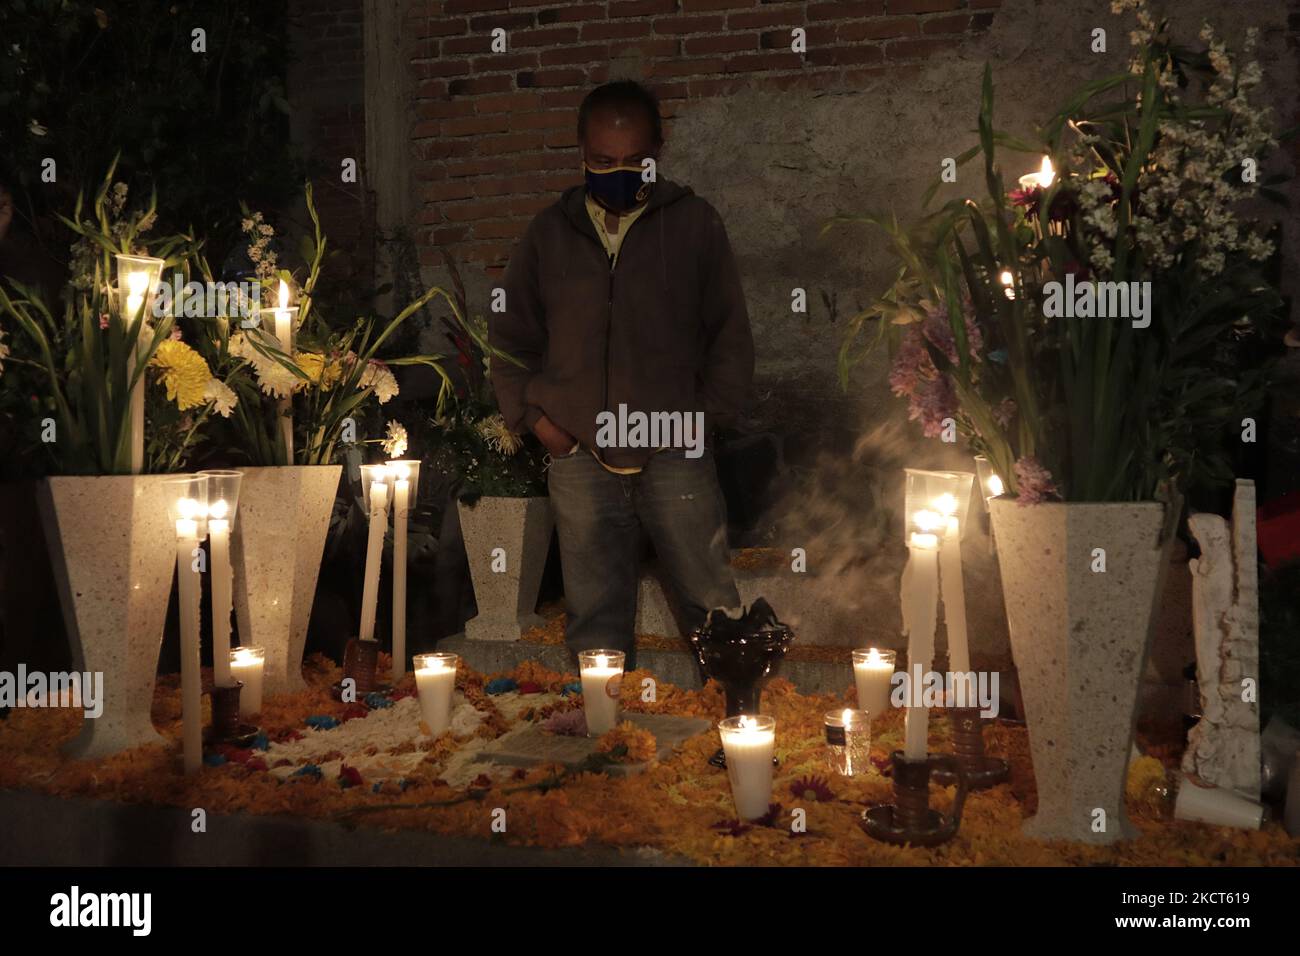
[532,413,577,458]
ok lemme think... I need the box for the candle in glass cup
[413,652,458,736]
[230,646,265,719]
[578,649,625,736]
[719,715,776,819]
[852,648,896,718]
[824,708,870,777]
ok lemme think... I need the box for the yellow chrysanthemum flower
[149,339,211,410]
[475,413,522,456]
[295,350,342,390]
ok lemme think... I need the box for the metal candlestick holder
[205,681,259,747]
[861,751,968,847]
[931,707,1009,790]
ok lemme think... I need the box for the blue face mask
[584,163,652,214]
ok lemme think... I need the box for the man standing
[490,80,754,669]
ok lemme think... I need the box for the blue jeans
[546,448,740,670]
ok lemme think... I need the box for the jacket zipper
[604,251,615,415]
[598,214,645,420]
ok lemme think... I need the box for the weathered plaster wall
[416,0,1296,680]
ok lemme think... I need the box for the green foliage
[833,18,1285,505]
[423,397,549,503]
[184,184,471,467]
[0,160,205,474]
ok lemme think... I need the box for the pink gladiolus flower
[1013,456,1059,506]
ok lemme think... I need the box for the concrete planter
[458,496,553,641]
[232,465,341,693]
[37,475,177,759]
[990,497,1172,844]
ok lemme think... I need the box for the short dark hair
[577,80,664,148]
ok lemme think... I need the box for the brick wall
[406,0,1000,277]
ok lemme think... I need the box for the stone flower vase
[232,465,341,693]
[990,498,1174,844]
[457,496,553,641]
[38,475,178,759]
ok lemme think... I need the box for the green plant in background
[0,161,227,475]
[833,0,1287,507]
[183,185,486,467]
[417,253,547,503]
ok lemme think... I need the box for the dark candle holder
[931,707,1009,790]
[205,682,259,747]
[687,598,793,769]
[861,751,968,847]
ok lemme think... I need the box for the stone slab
[473,712,712,776]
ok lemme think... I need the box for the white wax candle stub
[209,517,233,687]
[720,715,776,819]
[901,542,940,761]
[230,647,265,719]
[579,650,624,736]
[414,654,458,737]
[357,474,391,644]
[175,531,203,773]
[391,475,411,679]
[852,647,895,719]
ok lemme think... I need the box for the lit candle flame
[126,270,151,296]
[934,492,957,516]
[987,473,1004,497]
[209,498,229,520]
[1032,155,1055,188]
[277,279,290,312]
[1000,269,1016,300]
[177,497,201,520]
[913,509,944,533]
